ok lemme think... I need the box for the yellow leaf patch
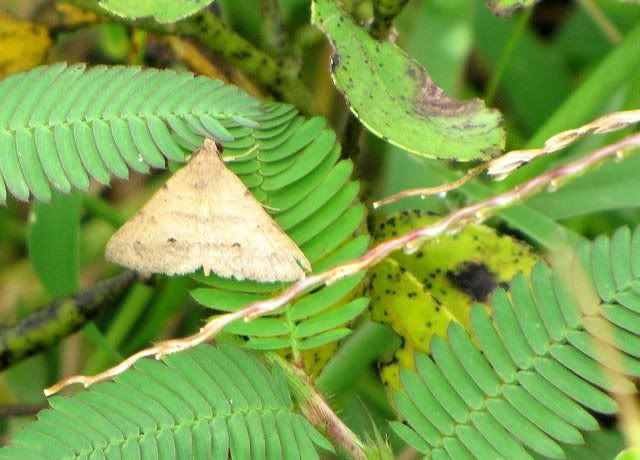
[0,14,51,78]
[368,210,539,389]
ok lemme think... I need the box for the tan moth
[105,139,311,282]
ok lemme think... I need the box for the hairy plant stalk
[45,132,640,396]
[0,270,136,371]
[374,109,640,208]
[270,355,367,459]
[166,36,228,81]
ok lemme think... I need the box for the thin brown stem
[372,163,486,209]
[0,404,48,418]
[488,109,640,177]
[374,109,640,208]
[272,355,367,459]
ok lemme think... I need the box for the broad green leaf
[486,0,538,16]
[311,0,504,161]
[98,0,216,23]
[28,192,80,297]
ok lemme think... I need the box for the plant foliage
[311,0,504,161]
[391,225,640,459]
[367,211,538,389]
[0,63,260,203]
[0,344,332,459]
[1,1,639,459]
[191,103,369,369]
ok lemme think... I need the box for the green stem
[84,282,154,374]
[485,7,533,105]
[82,322,124,363]
[174,13,312,111]
[576,0,622,44]
[317,322,400,395]
[122,276,192,354]
[81,194,126,227]
[0,271,136,371]
[64,0,314,113]
[370,0,410,40]
[128,28,148,65]
[260,0,286,57]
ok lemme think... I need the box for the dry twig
[371,163,486,209]
[488,109,640,177]
[373,109,640,208]
[46,132,640,396]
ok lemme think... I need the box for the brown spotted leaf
[312,0,504,161]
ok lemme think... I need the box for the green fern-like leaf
[0,63,261,203]
[191,103,368,371]
[392,225,640,459]
[0,344,331,459]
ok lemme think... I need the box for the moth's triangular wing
[105,140,310,282]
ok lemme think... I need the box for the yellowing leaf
[367,210,539,389]
[367,258,455,389]
[311,0,504,161]
[55,4,99,27]
[0,14,51,79]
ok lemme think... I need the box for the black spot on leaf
[446,261,501,302]
[330,53,340,72]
